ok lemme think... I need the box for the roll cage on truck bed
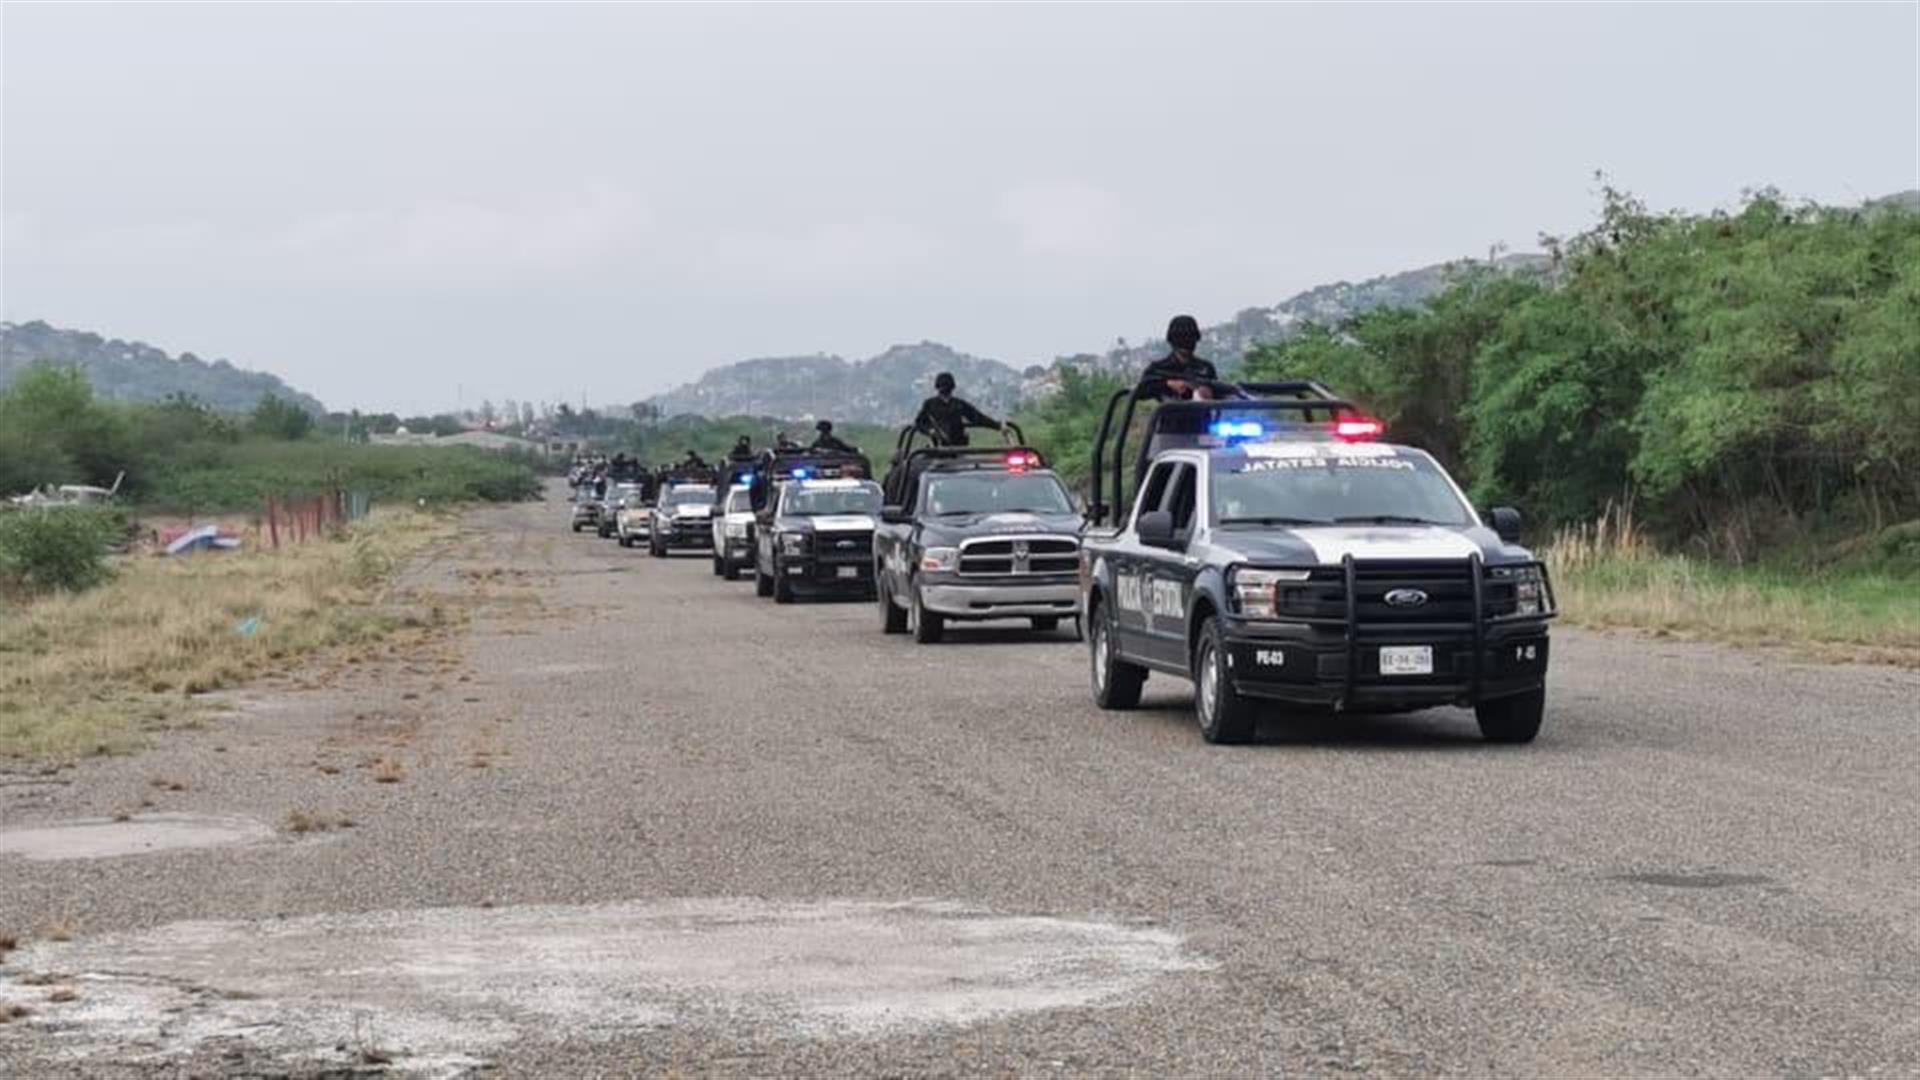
[1079,377,1556,745]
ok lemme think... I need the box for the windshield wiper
[1332,514,1441,525]
[1219,515,1329,526]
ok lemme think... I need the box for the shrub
[0,509,122,593]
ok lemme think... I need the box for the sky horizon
[4,3,1916,415]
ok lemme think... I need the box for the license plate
[836,566,860,579]
[1379,645,1433,676]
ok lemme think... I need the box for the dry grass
[46,987,76,1003]
[0,1003,30,1023]
[0,509,455,760]
[285,810,356,834]
[1545,503,1920,665]
[370,757,407,784]
[40,920,74,943]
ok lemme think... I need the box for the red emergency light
[1005,450,1040,471]
[1333,418,1385,442]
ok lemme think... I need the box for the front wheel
[572,522,584,532]
[722,560,740,582]
[755,561,774,597]
[711,553,724,576]
[1475,687,1545,744]
[879,575,907,634]
[909,583,944,644]
[1194,618,1257,744]
[774,565,795,604]
[1089,601,1145,709]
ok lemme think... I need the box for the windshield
[1211,450,1473,526]
[663,486,713,508]
[923,473,1074,516]
[725,488,752,514]
[785,484,882,516]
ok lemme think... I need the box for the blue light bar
[791,468,810,480]
[1209,420,1266,440]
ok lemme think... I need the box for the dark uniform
[810,421,857,454]
[727,437,755,463]
[681,451,709,470]
[1138,315,1218,401]
[915,393,999,447]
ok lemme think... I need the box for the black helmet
[816,420,833,433]
[934,372,956,393]
[1167,315,1202,350]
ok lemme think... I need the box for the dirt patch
[0,814,274,861]
[0,898,1206,1073]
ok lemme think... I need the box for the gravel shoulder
[3,488,1916,1076]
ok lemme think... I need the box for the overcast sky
[4,3,1916,414]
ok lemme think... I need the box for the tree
[250,394,315,440]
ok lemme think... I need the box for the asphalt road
[3,488,1917,1077]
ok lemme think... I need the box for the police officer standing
[681,448,709,469]
[914,372,1003,447]
[810,420,858,454]
[727,436,755,463]
[1140,315,1219,401]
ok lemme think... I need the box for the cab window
[1163,464,1198,541]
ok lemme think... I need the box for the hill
[649,255,1549,421]
[648,342,1026,426]
[0,320,326,414]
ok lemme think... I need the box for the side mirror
[881,506,909,525]
[1137,510,1180,549]
[1488,506,1524,544]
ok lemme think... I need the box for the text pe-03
[874,425,1083,644]
[1078,380,1555,746]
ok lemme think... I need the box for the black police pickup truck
[875,424,1083,644]
[747,448,878,603]
[1079,380,1555,745]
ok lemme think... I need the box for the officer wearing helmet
[913,372,1003,447]
[1140,315,1219,401]
[727,435,755,463]
[810,420,858,454]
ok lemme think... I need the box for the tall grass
[0,509,453,759]
[1544,502,1920,663]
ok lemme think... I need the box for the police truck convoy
[562,323,1553,749]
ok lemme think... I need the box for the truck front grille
[958,536,1080,576]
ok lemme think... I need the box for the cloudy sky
[4,2,1915,414]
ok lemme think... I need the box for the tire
[773,565,796,604]
[649,533,665,558]
[755,562,774,597]
[1088,599,1145,709]
[722,560,740,582]
[879,575,907,634]
[1194,617,1257,744]
[572,522,583,533]
[619,535,632,548]
[711,554,724,576]
[1476,686,1545,744]
[1030,616,1060,634]
[909,583,944,644]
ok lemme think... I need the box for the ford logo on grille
[1384,588,1429,608]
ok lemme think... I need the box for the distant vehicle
[614,490,655,548]
[873,424,1082,643]
[6,471,125,510]
[569,487,601,532]
[597,482,644,539]
[1078,378,1555,744]
[751,476,884,603]
[711,483,756,580]
[649,478,717,557]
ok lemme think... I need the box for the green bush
[0,508,122,593]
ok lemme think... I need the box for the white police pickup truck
[1079,381,1555,745]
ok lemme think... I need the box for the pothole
[0,814,275,861]
[0,898,1207,1073]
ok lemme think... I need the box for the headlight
[1231,567,1310,619]
[1492,565,1552,616]
[920,547,959,572]
[780,532,808,555]
[725,521,748,539]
